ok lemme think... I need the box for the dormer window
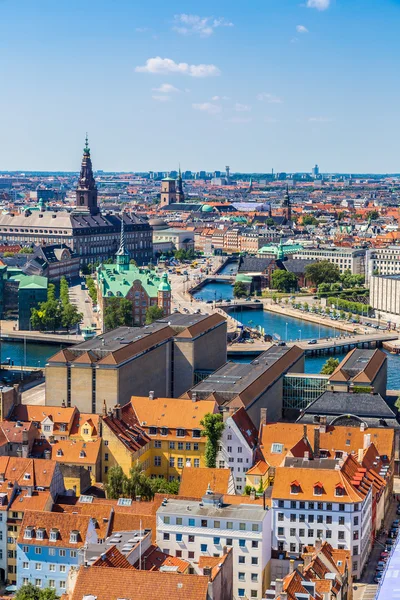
[24,526,34,539]
[57,449,63,457]
[177,428,185,438]
[23,473,30,480]
[70,530,79,544]
[160,427,168,436]
[79,450,86,458]
[59,424,66,432]
[36,528,45,540]
[290,480,300,495]
[192,429,201,439]
[335,483,345,497]
[49,528,58,542]
[149,427,157,436]
[314,482,323,496]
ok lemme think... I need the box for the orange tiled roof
[17,509,91,548]
[179,467,232,497]
[92,544,134,569]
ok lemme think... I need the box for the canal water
[193,281,234,303]
[0,341,60,368]
[217,261,239,275]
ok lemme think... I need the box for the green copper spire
[84,133,90,155]
[158,272,171,292]
[115,214,130,272]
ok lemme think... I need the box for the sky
[1,0,400,173]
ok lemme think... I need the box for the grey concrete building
[370,274,400,324]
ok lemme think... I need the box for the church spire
[176,166,185,203]
[76,134,99,214]
[117,214,126,255]
[282,185,291,222]
[115,213,130,272]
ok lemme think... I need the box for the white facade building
[366,247,400,284]
[217,408,258,494]
[292,247,366,275]
[156,489,271,600]
[271,457,373,579]
[370,274,400,324]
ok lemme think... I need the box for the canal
[193,281,234,303]
[0,341,60,369]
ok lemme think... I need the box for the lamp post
[286,323,288,342]
[298,329,302,342]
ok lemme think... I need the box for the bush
[327,297,371,316]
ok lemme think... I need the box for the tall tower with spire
[75,134,99,215]
[115,214,130,272]
[176,167,185,203]
[282,185,291,222]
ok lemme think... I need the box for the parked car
[374,573,383,583]
[308,339,317,345]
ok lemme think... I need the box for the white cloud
[152,95,171,102]
[153,83,180,94]
[308,116,332,122]
[235,103,251,112]
[136,57,221,77]
[306,0,330,10]
[296,25,309,33]
[212,95,230,101]
[256,93,283,104]
[173,14,233,37]
[192,102,221,115]
[228,117,252,124]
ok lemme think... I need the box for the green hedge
[327,297,371,315]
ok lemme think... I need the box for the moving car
[308,339,317,345]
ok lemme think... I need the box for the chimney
[303,425,307,440]
[44,449,51,460]
[250,489,256,501]
[289,559,295,574]
[26,486,33,497]
[297,563,304,574]
[319,415,327,433]
[314,427,320,459]
[102,399,107,416]
[364,433,371,449]
[281,594,288,600]
[260,408,267,426]
[203,566,212,581]
[303,553,312,567]
[116,404,121,420]
[358,448,364,463]
[61,399,66,408]
[360,422,366,432]
[22,430,29,445]
[315,538,322,552]
[149,391,155,401]
[304,451,309,461]
[192,392,197,403]
[274,579,283,599]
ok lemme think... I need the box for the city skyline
[1,0,400,172]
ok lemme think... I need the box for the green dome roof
[158,272,171,292]
[201,204,214,213]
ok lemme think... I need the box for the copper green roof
[98,263,169,299]
[11,274,48,290]
[258,242,303,257]
[158,272,171,292]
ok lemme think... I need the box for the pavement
[353,497,398,600]
[21,381,45,405]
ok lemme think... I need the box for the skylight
[271,443,284,454]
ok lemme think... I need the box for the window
[290,543,296,552]
[201,520,208,528]
[338,531,345,540]
[49,549,55,556]
[251,592,258,598]
[176,550,182,558]
[326,515,332,524]
[169,457,175,468]
[214,537,220,545]
[278,513,284,522]
[314,484,323,496]
[164,517,170,524]
[238,572,245,581]
[23,562,28,569]
[154,441,161,449]
[290,482,300,495]
[239,539,246,548]
[278,527,284,536]
[35,548,42,555]
[201,544,207,552]
[35,579,42,588]
[353,531,359,540]
[354,516,359,526]
[59,551,66,558]
[290,501,297,508]
[251,557,258,565]
[317,515,323,524]
[317,502,323,510]
[326,530,332,539]
[278,500,284,508]
[188,535,195,542]
[308,502,314,509]
[308,515,314,523]
[149,427,157,435]
[271,443,284,454]
[163,533,170,541]
[59,581,66,589]
[188,519,195,527]
[290,528,296,536]
[188,551,195,559]
[239,523,246,531]
[226,522,233,529]
[226,538,233,546]
[339,516,345,525]
[251,574,258,582]
[238,556,245,564]
[317,530,323,538]
[214,521,220,528]
[339,503,345,511]
[169,442,175,449]
[299,529,305,537]
[35,563,42,570]
[327,503,332,510]
[193,429,201,438]
[252,541,258,548]
[49,564,56,572]
[290,514,296,522]
[161,427,168,436]
[308,530,314,538]
[49,580,55,588]
[177,458,184,468]
[238,590,245,598]
[185,443,191,451]
[299,514,305,523]
[194,459,200,468]
[335,486,345,497]
[177,428,185,437]
[176,518,182,525]
[252,523,259,532]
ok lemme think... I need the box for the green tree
[149,477,180,495]
[105,465,128,499]
[19,247,34,254]
[104,298,133,330]
[233,281,247,298]
[130,259,137,266]
[305,261,340,287]
[266,217,275,227]
[15,584,59,600]
[200,413,225,468]
[271,269,298,293]
[367,210,379,221]
[395,395,400,411]
[302,215,319,226]
[61,302,82,331]
[320,357,340,375]
[123,463,153,500]
[145,305,164,325]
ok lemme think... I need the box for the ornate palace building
[0,138,153,265]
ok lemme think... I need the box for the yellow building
[102,396,218,482]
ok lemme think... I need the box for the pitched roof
[92,545,135,569]
[179,467,232,497]
[17,510,91,548]
[70,566,210,600]
[175,312,226,339]
[230,407,258,449]
[130,396,217,430]
[135,544,190,572]
[36,439,101,464]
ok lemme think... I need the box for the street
[69,277,99,330]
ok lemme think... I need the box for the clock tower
[76,134,99,215]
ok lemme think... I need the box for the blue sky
[1,0,400,173]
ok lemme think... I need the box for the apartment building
[156,488,271,600]
[292,247,366,275]
[366,246,400,283]
[271,453,386,579]
[16,510,95,593]
[370,274,400,324]
[217,407,258,493]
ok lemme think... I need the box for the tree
[61,302,82,331]
[149,477,180,495]
[19,247,33,254]
[395,395,400,411]
[302,215,318,226]
[123,463,153,500]
[266,217,275,227]
[200,413,225,468]
[145,305,164,325]
[305,261,340,287]
[233,281,247,298]
[104,298,133,330]
[15,584,58,600]
[130,259,137,266]
[367,210,379,221]
[105,465,127,499]
[320,357,340,375]
[271,269,298,293]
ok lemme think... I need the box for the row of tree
[326,296,371,316]
[85,276,97,304]
[30,279,82,332]
[15,583,58,599]
[105,463,179,499]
